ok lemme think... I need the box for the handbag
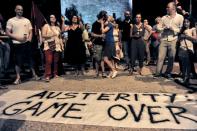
[47,25,57,51]
[47,39,56,51]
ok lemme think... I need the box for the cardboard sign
[0,90,196,129]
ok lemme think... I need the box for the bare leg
[15,65,20,79]
[101,60,105,73]
[31,68,37,77]
[95,62,99,77]
[31,68,40,80]
[103,57,117,78]
[103,57,115,72]
[14,65,21,84]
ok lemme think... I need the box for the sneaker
[94,73,99,78]
[32,75,41,81]
[13,78,21,85]
[102,72,107,78]
[44,77,50,82]
[124,66,129,71]
[145,61,150,66]
[153,73,162,78]
[107,72,113,78]
[128,68,133,76]
[111,71,118,79]
[138,68,143,76]
[164,73,173,79]
[54,75,60,78]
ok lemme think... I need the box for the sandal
[13,78,21,85]
[44,77,50,82]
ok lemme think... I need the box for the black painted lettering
[143,94,160,102]
[97,93,115,101]
[164,94,176,103]
[57,92,79,99]
[3,101,32,116]
[134,94,139,101]
[62,103,86,119]
[108,104,128,121]
[115,93,130,101]
[20,102,43,116]
[128,104,145,122]
[166,106,197,124]
[147,106,170,123]
[36,102,68,118]
[27,91,48,99]
[46,92,63,99]
[82,93,97,100]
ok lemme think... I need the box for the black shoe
[179,78,190,87]
[164,73,173,79]
[124,66,129,71]
[153,73,162,78]
[128,68,133,76]
[102,72,107,78]
[178,72,183,77]
[191,73,197,79]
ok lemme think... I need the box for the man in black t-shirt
[121,11,132,70]
[91,11,107,78]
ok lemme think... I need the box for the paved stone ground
[0,64,196,131]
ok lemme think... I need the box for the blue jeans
[122,40,130,65]
[0,42,10,72]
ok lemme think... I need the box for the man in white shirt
[155,2,184,78]
[6,5,39,84]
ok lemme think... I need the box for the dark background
[0,0,196,26]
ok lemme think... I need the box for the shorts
[93,44,103,62]
[13,42,34,68]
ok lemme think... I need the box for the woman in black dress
[62,16,86,75]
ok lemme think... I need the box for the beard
[17,12,23,17]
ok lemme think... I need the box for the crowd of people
[0,1,197,87]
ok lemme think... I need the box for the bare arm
[61,16,70,32]
[28,29,33,42]
[6,28,25,42]
[130,24,133,38]
[101,21,110,34]
[91,32,104,38]
[181,28,197,42]
[186,28,197,42]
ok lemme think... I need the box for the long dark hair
[180,16,194,34]
[64,4,78,25]
[48,14,59,26]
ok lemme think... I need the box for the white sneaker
[111,71,118,79]
[107,72,113,78]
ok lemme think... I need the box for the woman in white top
[42,14,64,82]
[178,17,197,85]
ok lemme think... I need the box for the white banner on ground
[0,90,196,129]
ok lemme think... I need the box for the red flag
[31,1,47,37]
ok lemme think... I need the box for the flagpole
[189,0,192,15]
